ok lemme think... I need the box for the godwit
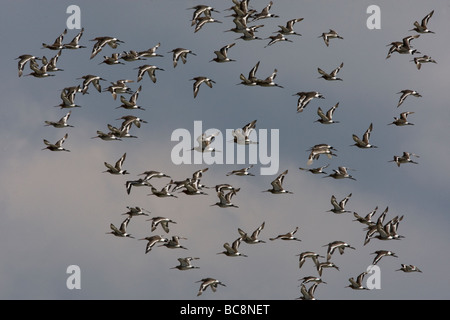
[316,261,339,276]
[122,206,150,217]
[264,33,293,48]
[263,170,292,194]
[117,85,145,110]
[43,49,63,72]
[192,168,209,180]
[319,29,343,47]
[238,61,260,86]
[294,91,324,113]
[307,144,337,165]
[91,130,121,141]
[299,164,329,175]
[188,5,220,26]
[191,132,220,153]
[117,115,148,129]
[106,217,134,238]
[99,53,125,65]
[148,184,178,198]
[107,122,138,139]
[160,236,188,250]
[226,11,260,33]
[42,133,70,152]
[396,264,422,273]
[55,86,82,109]
[317,62,344,81]
[238,222,266,244]
[389,152,419,167]
[397,89,421,107]
[391,35,421,56]
[171,257,200,271]
[231,119,257,145]
[42,29,67,50]
[170,178,192,192]
[389,112,415,126]
[147,217,176,233]
[315,102,340,124]
[103,153,129,175]
[276,18,304,36]
[217,238,247,257]
[296,251,324,268]
[196,278,226,296]
[44,111,73,128]
[193,16,222,33]
[352,123,377,149]
[168,48,196,67]
[120,50,146,62]
[235,28,263,41]
[210,43,236,63]
[323,241,356,261]
[269,226,301,241]
[139,235,168,254]
[409,10,435,34]
[411,55,437,70]
[227,165,255,176]
[190,76,215,98]
[371,250,398,265]
[251,1,279,21]
[180,179,208,196]
[138,43,163,58]
[299,276,326,285]
[353,206,378,226]
[90,36,124,59]
[104,79,134,100]
[225,0,251,18]
[346,272,369,290]
[211,189,239,208]
[297,283,319,300]
[400,36,422,55]
[125,179,151,195]
[386,41,404,59]
[78,74,106,94]
[63,28,86,49]
[24,60,54,78]
[135,64,164,83]
[324,166,356,181]
[256,68,283,88]
[327,193,352,214]
[215,184,240,194]
[16,54,41,77]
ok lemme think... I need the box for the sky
[1,0,450,300]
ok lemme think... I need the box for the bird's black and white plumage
[294,91,325,113]
[318,62,344,81]
[263,170,292,194]
[103,153,129,175]
[196,278,226,296]
[238,222,265,244]
[409,10,435,34]
[352,123,377,149]
[42,133,70,152]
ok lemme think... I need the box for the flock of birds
[17,1,433,299]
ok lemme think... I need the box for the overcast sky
[1,0,449,300]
